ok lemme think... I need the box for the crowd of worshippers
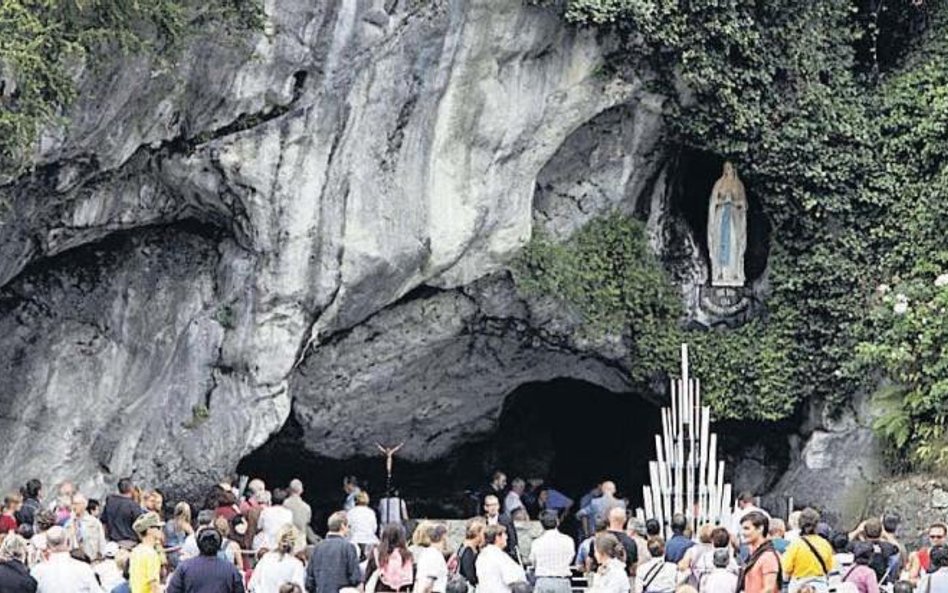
[2,475,948,593]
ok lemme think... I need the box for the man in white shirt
[529,511,574,593]
[257,488,295,549]
[31,526,104,593]
[66,493,108,561]
[476,524,526,593]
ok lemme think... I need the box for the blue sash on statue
[718,202,732,266]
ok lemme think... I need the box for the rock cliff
[0,0,880,511]
[0,0,662,496]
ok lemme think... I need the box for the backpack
[447,544,464,575]
[376,548,414,591]
[867,543,891,583]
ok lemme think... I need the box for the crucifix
[376,442,404,492]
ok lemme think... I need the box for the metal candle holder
[638,344,732,537]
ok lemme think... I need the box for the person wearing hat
[129,512,164,593]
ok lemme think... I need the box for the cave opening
[237,378,662,531]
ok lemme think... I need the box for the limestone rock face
[0,227,285,498]
[762,391,883,526]
[292,273,637,461]
[0,0,661,496]
[0,0,873,516]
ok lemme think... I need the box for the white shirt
[591,558,630,593]
[257,505,295,549]
[347,506,379,545]
[691,545,739,580]
[703,568,739,593]
[529,529,574,577]
[414,546,449,593]
[248,552,307,593]
[94,559,125,592]
[31,551,104,593]
[637,558,678,593]
[476,544,526,593]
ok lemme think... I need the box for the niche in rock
[674,149,771,286]
[237,378,662,529]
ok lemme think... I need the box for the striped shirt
[529,529,575,578]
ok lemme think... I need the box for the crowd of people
[0,472,945,593]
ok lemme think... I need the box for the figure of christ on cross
[376,442,404,492]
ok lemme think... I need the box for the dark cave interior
[237,378,663,531]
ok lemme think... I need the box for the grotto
[237,379,665,526]
[0,0,945,541]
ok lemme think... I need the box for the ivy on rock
[523,0,948,468]
[0,0,262,175]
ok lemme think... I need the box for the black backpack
[867,543,891,583]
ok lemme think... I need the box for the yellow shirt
[129,543,161,593]
[781,535,836,579]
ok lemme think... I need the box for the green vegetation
[519,1,948,464]
[182,402,210,429]
[515,215,682,384]
[515,215,799,421]
[853,276,948,468]
[0,0,262,175]
[214,303,236,329]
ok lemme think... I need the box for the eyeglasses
[930,533,945,540]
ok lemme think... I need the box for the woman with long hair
[163,502,193,569]
[248,525,306,593]
[365,523,414,593]
[213,515,245,574]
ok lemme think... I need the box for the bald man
[607,506,639,576]
[587,481,626,531]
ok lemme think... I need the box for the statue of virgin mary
[707,162,747,287]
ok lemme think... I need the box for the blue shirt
[544,489,573,511]
[665,534,695,563]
